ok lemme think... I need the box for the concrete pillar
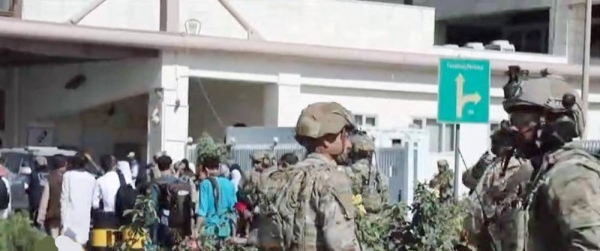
[160,0,180,32]
[147,53,189,162]
[567,3,586,63]
[263,73,302,127]
[434,21,447,45]
[550,0,569,56]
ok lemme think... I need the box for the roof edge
[0,17,594,78]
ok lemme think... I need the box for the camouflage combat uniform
[347,133,389,213]
[501,76,600,251]
[429,159,454,202]
[463,154,528,251]
[242,151,276,206]
[257,102,360,251]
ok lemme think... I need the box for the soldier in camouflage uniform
[429,159,453,202]
[346,132,389,214]
[500,75,600,251]
[241,151,275,208]
[462,128,529,251]
[257,102,360,251]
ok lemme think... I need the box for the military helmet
[295,102,356,139]
[250,151,272,162]
[437,159,448,167]
[350,133,375,152]
[503,76,585,136]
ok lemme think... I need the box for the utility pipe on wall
[582,0,592,139]
[217,0,263,40]
[67,0,108,24]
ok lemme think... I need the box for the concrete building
[415,0,597,63]
[0,0,599,195]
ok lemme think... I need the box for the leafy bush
[116,194,157,251]
[355,183,469,251]
[119,181,468,251]
[0,212,46,251]
[401,184,467,251]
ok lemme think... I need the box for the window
[354,114,377,128]
[503,26,548,53]
[0,0,9,12]
[0,89,5,131]
[444,9,549,54]
[591,5,600,58]
[412,118,455,153]
[392,139,403,146]
[0,0,20,17]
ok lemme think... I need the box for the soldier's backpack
[0,177,9,210]
[256,159,325,250]
[157,180,193,237]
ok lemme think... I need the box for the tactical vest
[465,156,527,251]
[256,156,354,250]
[349,159,387,213]
[521,146,600,251]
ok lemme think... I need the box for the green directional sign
[438,58,490,124]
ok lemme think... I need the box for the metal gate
[375,146,408,203]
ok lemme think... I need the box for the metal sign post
[454,124,460,198]
[438,58,491,197]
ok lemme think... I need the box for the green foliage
[195,133,228,164]
[356,202,409,251]
[400,183,468,251]
[116,194,156,251]
[355,183,468,251]
[0,212,46,251]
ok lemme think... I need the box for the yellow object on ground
[120,228,145,251]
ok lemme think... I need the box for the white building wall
[189,79,266,141]
[52,95,149,160]
[217,0,435,51]
[22,0,160,30]
[10,58,160,160]
[22,0,435,52]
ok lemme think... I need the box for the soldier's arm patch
[550,166,600,249]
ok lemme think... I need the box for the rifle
[367,150,377,194]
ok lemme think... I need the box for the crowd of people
[0,144,304,249]
[0,101,390,251]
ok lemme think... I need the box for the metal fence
[186,143,410,203]
[575,140,600,155]
[185,126,426,204]
[229,144,307,172]
[185,143,306,172]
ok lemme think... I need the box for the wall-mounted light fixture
[184,19,202,35]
